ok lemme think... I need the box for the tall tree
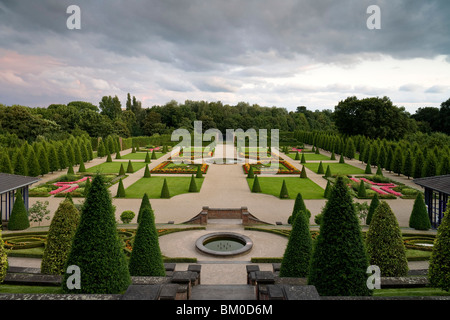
[423,152,438,177]
[128,207,166,276]
[366,201,409,277]
[279,211,312,277]
[428,204,450,291]
[391,146,403,176]
[409,193,431,230]
[403,149,413,179]
[308,176,371,296]
[8,190,30,230]
[41,199,80,275]
[62,175,131,293]
[334,96,414,139]
[413,149,425,179]
[99,95,122,120]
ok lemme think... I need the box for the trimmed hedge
[308,176,371,296]
[40,199,80,275]
[8,190,30,231]
[409,193,431,230]
[128,207,166,276]
[279,211,312,277]
[366,201,409,277]
[428,204,450,292]
[0,232,7,283]
[62,175,131,294]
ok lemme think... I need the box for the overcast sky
[0,0,449,113]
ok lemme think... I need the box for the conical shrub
[300,153,306,164]
[116,178,126,198]
[41,199,80,275]
[8,190,30,230]
[366,201,408,277]
[279,180,289,199]
[78,161,86,173]
[252,175,262,193]
[375,165,383,176]
[247,166,254,178]
[137,193,152,224]
[300,165,307,178]
[196,165,203,178]
[409,193,431,230]
[145,152,151,163]
[317,161,324,174]
[67,165,74,175]
[428,203,450,291]
[365,162,372,174]
[324,165,331,178]
[308,176,371,296]
[144,164,151,178]
[357,180,367,198]
[189,174,198,192]
[279,211,312,277]
[324,180,332,199]
[128,207,166,276]
[366,192,380,225]
[62,175,131,293]
[106,153,112,163]
[291,192,310,222]
[126,160,134,173]
[160,178,170,198]
[119,163,125,176]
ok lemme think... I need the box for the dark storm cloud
[0,0,449,109]
[2,0,449,69]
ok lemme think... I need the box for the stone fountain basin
[195,232,253,257]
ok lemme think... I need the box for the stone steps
[190,285,256,300]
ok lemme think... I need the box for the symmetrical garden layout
[28,144,417,202]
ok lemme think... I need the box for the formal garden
[1,102,450,298]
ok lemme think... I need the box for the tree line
[295,130,450,179]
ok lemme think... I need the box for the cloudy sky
[0,0,449,113]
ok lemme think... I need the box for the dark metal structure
[413,174,450,228]
[0,173,40,223]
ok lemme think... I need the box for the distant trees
[334,96,416,140]
[0,135,95,176]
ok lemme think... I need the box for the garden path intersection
[8,142,434,285]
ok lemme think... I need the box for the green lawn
[0,285,63,294]
[286,153,331,161]
[121,152,165,160]
[247,177,324,199]
[304,162,365,175]
[86,161,147,174]
[373,287,450,297]
[124,176,204,198]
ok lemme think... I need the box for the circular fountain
[195,232,253,256]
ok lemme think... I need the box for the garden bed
[352,175,421,199]
[243,160,300,175]
[151,161,208,174]
[29,173,118,198]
